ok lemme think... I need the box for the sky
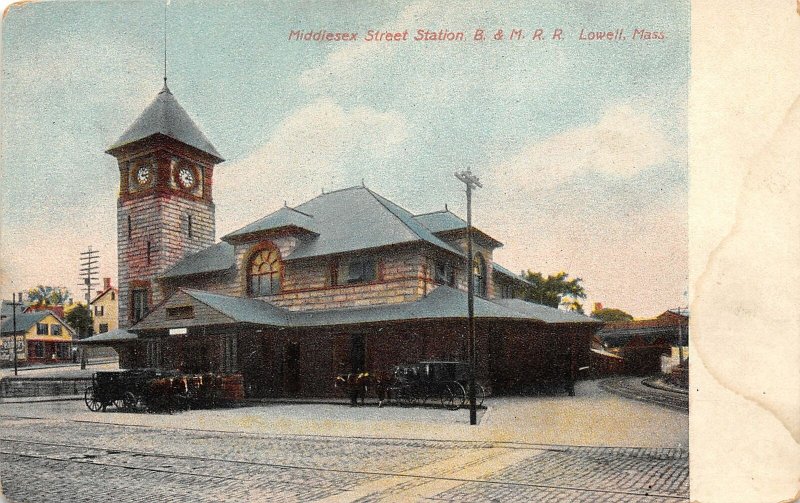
[0,0,689,317]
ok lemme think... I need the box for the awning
[77,329,138,344]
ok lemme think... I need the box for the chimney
[594,302,603,312]
[103,278,111,290]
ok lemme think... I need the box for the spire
[106,86,223,162]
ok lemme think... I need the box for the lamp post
[455,169,482,426]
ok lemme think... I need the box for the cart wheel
[123,391,138,412]
[476,383,487,408]
[450,382,467,409]
[399,388,417,407]
[84,386,103,412]
[440,384,459,411]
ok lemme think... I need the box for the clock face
[136,165,152,186]
[178,166,196,189]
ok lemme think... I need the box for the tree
[591,307,634,322]
[560,296,585,314]
[521,271,586,311]
[65,303,93,339]
[26,285,72,307]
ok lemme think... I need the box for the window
[99,323,109,333]
[499,283,514,299]
[473,253,487,298]
[146,339,162,368]
[56,344,70,359]
[32,341,44,358]
[248,248,282,296]
[146,241,152,264]
[166,306,194,320]
[187,214,193,239]
[94,305,104,316]
[51,324,62,336]
[127,215,132,239]
[219,335,237,373]
[329,259,339,286]
[36,323,48,335]
[434,262,455,287]
[132,289,148,322]
[111,291,115,301]
[347,258,377,284]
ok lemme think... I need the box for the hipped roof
[163,186,468,279]
[130,285,599,334]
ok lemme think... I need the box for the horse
[335,372,372,406]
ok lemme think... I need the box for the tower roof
[107,84,223,162]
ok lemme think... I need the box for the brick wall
[118,193,215,327]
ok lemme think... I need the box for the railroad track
[0,415,688,502]
[599,377,689,413]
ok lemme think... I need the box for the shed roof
[79,328,138,344]
[106,84,223,162]
[160,241,235,279]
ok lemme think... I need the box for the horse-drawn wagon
[388,361,487,410]
[83,369,244,413]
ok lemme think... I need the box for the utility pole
[675,306,688,365]
[11,292,20,376]
[78,247,99,369]
[455,169,482,426]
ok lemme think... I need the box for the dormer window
[347,258,376,284]
[248,247,282,296]
[434,262,455,287]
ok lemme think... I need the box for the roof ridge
[413,209,450,217]
[284,206,314,218]
[363,187,429,242]
[364,187,465,258]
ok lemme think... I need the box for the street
[0,379,688,502]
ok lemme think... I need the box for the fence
[0,377,91,398]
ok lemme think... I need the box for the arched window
[248,247,282,296]
[473,253,487,298]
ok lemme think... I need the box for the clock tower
[107,83,224,328]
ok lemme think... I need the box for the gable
[132,290,237,331]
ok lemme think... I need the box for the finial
[445,203,448,211]
[163,0,168,85]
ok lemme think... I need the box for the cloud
[491,103,676,190]
[491,198,687,317]
[214,98,408,233]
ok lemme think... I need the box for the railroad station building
[83,83,601,397]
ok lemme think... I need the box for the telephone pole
[10,292,21,376]
[675,306,688,365]
[78,247,99,369]
[455,169,482,426]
